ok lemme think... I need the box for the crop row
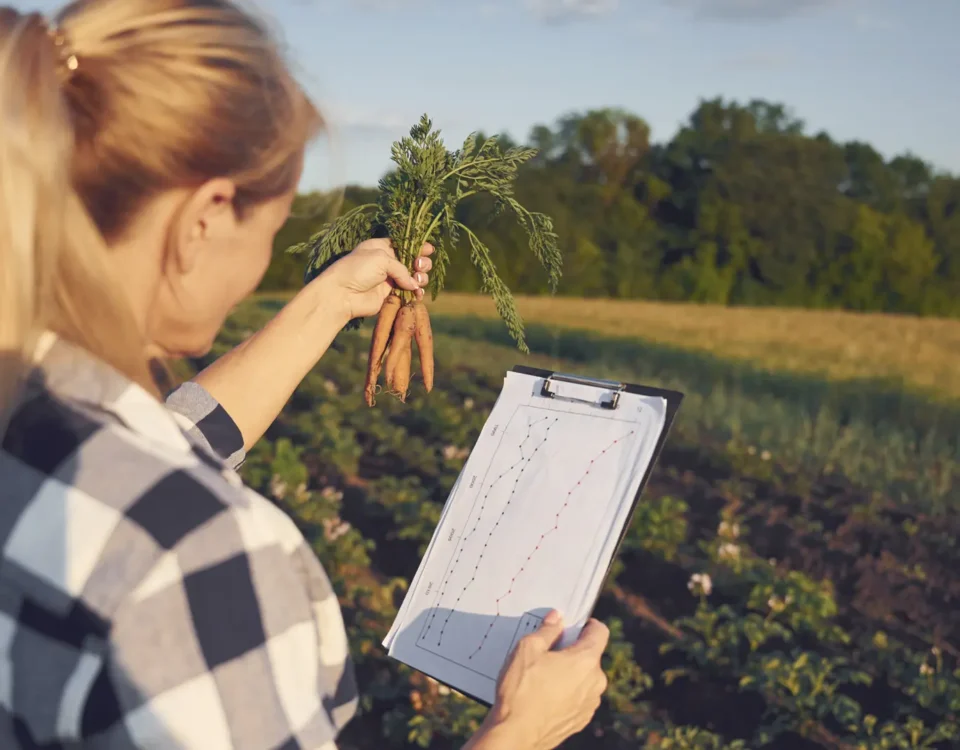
[189,301,960,749]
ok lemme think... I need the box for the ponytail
[1,0,322,432]
[0,9,75,426]
[0,9,155,430]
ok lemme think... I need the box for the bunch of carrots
[364,291,433,405]
[290,115,561,407]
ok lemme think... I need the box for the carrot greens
[288,114,562,404]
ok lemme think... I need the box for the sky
[21,0,960,191]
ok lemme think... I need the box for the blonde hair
[0,0,322,423]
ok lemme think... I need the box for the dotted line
[423,416,555,646]
[461,416,554,546]
[469,430,635,660]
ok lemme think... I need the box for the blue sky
[279,0,960,190]
[24,0,960,190]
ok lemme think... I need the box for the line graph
[413,404,646,680]
[468,430,634,659]
[422,413,556,647]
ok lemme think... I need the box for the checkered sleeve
[164,382,246,470]
[73,465,358,750]
[2,374,357,749]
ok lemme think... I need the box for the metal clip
[539,373,625,410]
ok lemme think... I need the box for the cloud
[665,0,851,22]
[324,103,417,137]
[323,103,467,140]
[322,0,623,23]
[524,0,620,23]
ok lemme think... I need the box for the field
[191,296,960,749]
[425,294,960,404]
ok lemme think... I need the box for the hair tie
[45,21,78,74]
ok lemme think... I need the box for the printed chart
[384,370,668,704]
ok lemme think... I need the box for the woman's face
[143,185,296,359]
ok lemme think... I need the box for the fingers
[413,244,433,298]
[414,248,433,284]
[385,258,421,293]
[567,619,610,656]
[367,238,433,264]
[374,240,431,296]
[519,610,565,656]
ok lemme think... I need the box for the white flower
[320,486,344,502]
[443,445,466,461]
[761,450,772,462]
[718,521,740,539]
[920,663,934,676]
[322,516,352,542]
[718,543,741,562]
[688,573,712,597]
[464,398,475,410]
[269,475,288,500]
[747,446,757,455]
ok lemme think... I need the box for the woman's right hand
[467,610,610,750]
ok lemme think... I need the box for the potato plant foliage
[199,299,960,750]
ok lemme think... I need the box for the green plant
[643,725,748,749]
[218,298,960,750]
[625,494,689,561]
[287,115,562,403]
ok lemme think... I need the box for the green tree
[268,100,959,318]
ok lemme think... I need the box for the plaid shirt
[0,333,357,749]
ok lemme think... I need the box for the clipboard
[384,365,684,706]
[511,365,685,627]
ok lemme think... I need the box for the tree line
[264,97,960,316]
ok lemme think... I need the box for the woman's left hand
[320,238,434,320]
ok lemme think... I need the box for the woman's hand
[320,238,435,321]
[465,612,610,750]
[187,238,432,453]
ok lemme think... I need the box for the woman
[0,1,610,749]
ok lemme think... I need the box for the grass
[424,293,960,403]
[426,316,960,508]
[242,296,960,508]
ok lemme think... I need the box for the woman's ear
[168,178,238,276]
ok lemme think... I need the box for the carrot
[393,338,413,401]
[383,302,416,394]
[412,301,434,393]
[364,294,401,406]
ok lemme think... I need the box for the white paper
[383,370,668,704]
